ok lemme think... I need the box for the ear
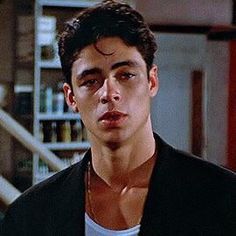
[63,83,79,112]
[148,64,159,97]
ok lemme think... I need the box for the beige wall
[136,0,232,25]
[205,41,229,166]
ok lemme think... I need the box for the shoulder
[155,133,236,207]
[1,156,89,234]
[155,133,236,186]
[13,159,86,208]
[152,134,236,232]
[170,147,236,186]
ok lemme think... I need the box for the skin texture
[63,37,159,229]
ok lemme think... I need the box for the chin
[104,133,124,143]
[103,130,132,147]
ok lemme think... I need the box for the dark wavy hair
[58,0,157,84]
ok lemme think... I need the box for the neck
[89,125,156,190]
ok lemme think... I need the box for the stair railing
[0,108,67,205]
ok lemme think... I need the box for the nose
[100,78,121,104]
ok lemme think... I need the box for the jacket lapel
[56,151,91,235]
[139,134,174,235]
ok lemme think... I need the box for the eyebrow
[76,68,102,80]
[111,60,139,70]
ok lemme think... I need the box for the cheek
[132,86,151,109]
[131,83,150,99]
[74,94,96,116]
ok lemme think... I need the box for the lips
[98,111,127,122]
[98,111,128,128]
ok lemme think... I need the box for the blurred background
[0,0,236,214]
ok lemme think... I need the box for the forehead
[72,37,146,71]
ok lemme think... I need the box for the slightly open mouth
[99,111,128,127]
[99,111,127,121]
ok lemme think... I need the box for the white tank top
[85,213,140,236]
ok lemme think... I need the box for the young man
[1,0,236,235]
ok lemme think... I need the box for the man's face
[64,37,158,146]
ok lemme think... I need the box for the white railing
[0,108,67,205]
[0,176,21,205]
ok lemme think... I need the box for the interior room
[0,0,235,221]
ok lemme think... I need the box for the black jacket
[1,134,236,235]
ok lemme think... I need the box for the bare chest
[86,185,148,230]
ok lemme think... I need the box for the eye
[119,72,136,80]
[84,79,97,87]
[78,72,103,88]
[81,79,98,87]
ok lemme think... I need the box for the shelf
[43,141,90,150]
[38,0,100,8]
[208,25,236,41]
[15,114,33,120]
[38,60,61,69]
[37,112,80,120]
